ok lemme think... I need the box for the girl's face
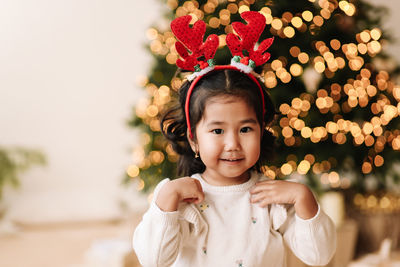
[189,95,262,186]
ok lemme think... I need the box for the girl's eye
[212,129,224,134]
[240,127,252,133]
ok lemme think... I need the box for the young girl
[133,11,336,267]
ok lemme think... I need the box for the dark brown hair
[161,69,276,177]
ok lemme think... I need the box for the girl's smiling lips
[220,158,244,163]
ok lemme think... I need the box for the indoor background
[0,0,399,266]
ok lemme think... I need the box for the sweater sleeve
[278,204,337,266]
[132,179,188,267]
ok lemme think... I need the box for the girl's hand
[156,177,205,212]
[250,180,319,219]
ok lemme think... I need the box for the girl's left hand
[249,180,319,219]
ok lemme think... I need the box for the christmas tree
[127,0,400,201]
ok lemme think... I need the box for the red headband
[171,11,274,139]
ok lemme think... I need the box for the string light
[302,10,313,22]
[127,165,140,178]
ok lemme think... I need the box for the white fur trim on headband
[187,66,215,82]
[230,59,253,74]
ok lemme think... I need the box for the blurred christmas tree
[126,0,400,196]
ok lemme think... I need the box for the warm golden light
[335,133,347,144]
[302,10,313,22]
[298,52,309,64]
[374,155,384,167]
[238,5,250,14]
[271,60,283,70]
[280,103,291,114]
[146,28,159,40]
[290,46,300,57]
[320,9,331,20]
[364,135,374,146]
[146,105,159,117]
[227,3,238,14]
[393,136,400,150]
[336,57,346,69]
[127,165,140,177]
[314,61,326,73]
[301,100,311,111]
[305,154,315,164]
[354,134,365,145]
[301,127,312,138]
[345,3,356,16]
[367,195,377,208]
[339,1,349,11]
[316,97,327,109]
[149,119,161,131]
[362,122,374,135]
[149,151,165,165]
[271,18,283,30]
[358,43,368,54]
[218,34,226,47]
[280,72,292,83]
[136,178,145,191]
[167,0,178,10]
[284,26,295,38]
[370,28,382,40]
[326,121,339,134]
[166,53,178,64]
[360,31,371,43]
[264,13,273,24]
[369,40,382,54]
[284,137,296,146]
[393,87,400,101]
[313,15,324,27]
[362,162,372,174]
[293,119,305,130]
[291,16,303,28]
[379,196,390,209]
[328,171,340,184]
[280,117,289,128]
[281,163,293,175]
[297,160,311,174]
[209,17,220,28]
[290,64,303,76]
[282,126,294,138]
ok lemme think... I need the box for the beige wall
[0,0,163,223]
[374,0,400,62]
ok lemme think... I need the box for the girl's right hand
[156,177,205,212]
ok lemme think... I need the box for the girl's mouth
[221,158,243,162]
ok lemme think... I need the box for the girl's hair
[160,69,276,177]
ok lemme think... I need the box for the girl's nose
[224,132,241,151]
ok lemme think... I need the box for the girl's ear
[187,128,198,152]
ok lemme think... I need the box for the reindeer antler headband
[171,11,274,139]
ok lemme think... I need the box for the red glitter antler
[171,15,219,72]
[226,11,274,66]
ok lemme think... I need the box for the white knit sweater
[133,172,336,267]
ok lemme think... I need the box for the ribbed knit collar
[191,171,260,193]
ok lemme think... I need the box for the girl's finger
[196,191,205,203]
[250,192,267,203]
[183,197,198,203]
[193,179,205,201]
[250,183,274,194]
[258,198,272,208]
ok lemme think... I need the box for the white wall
[0,0,398,224]
[373,0,400,63]
[0,0,165,223]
